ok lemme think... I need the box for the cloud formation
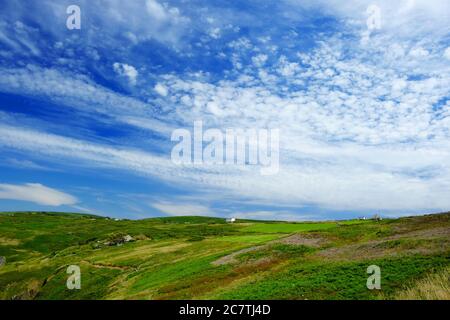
[151,201,213,216]
[113,63,139,85]
[0,183,77,206]
[0,0,449,218]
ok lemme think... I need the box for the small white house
[226,217,236,223]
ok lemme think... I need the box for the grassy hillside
[0,211,449,300]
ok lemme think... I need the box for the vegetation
[393,267,450,300]
[0,211,448,300]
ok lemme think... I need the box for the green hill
[0,211,449,300]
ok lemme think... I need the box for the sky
[0,0,449,220]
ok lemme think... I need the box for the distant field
[0,211,449,300]
[241,220,369,233]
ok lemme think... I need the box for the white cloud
[146,0,168,21]
[277,56,300,77]
[113,63,138,85]
[444,47,450,60]
[391,78,408,95]
[145,0,186,24]
[4,158,53,171]
[228,37,252,50]
[0,66,172,136]
[2,25,450,214]
[142,29,450,213]
[2,122,450,212]
[0,125,175,180]
[208,28,221,39]
[0,1,449,217]
[232,211,317,222]
[252,54,268,67]
[151,201,213,216]
[154,83,168,96]
[409,47,429,57]
[288,0,450,39]
[0,1,190,51]
[0,183,77,206]
[0,20,41,57]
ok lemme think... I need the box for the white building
[226,218,236,223]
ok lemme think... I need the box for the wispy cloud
[2,158,55,171]
[0,0,449,217]
[231,211,317,222]
[0,183,77,206]
[113,62,139,86]
[151,201,213,216]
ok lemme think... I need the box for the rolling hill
[0,211,449,300]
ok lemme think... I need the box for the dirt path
[80,260,135,271]
[274,233,325,247]
[212,246,262,265]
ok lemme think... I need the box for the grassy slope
[392,266,450,300]
[0,211,448,300]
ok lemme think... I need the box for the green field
[0,211,449,300]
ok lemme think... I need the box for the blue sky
[0,0,449,220]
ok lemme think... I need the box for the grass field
[0,211,449,300]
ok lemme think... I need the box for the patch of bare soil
[274,233,325,247]
[319,243,409,261]
[316,242,386,261]
[386,227,450,240]
[80,260,134,271]
[315,234,449,262]
[313,224,450,262]
[212,246,263,266]
[212,233,326,266]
